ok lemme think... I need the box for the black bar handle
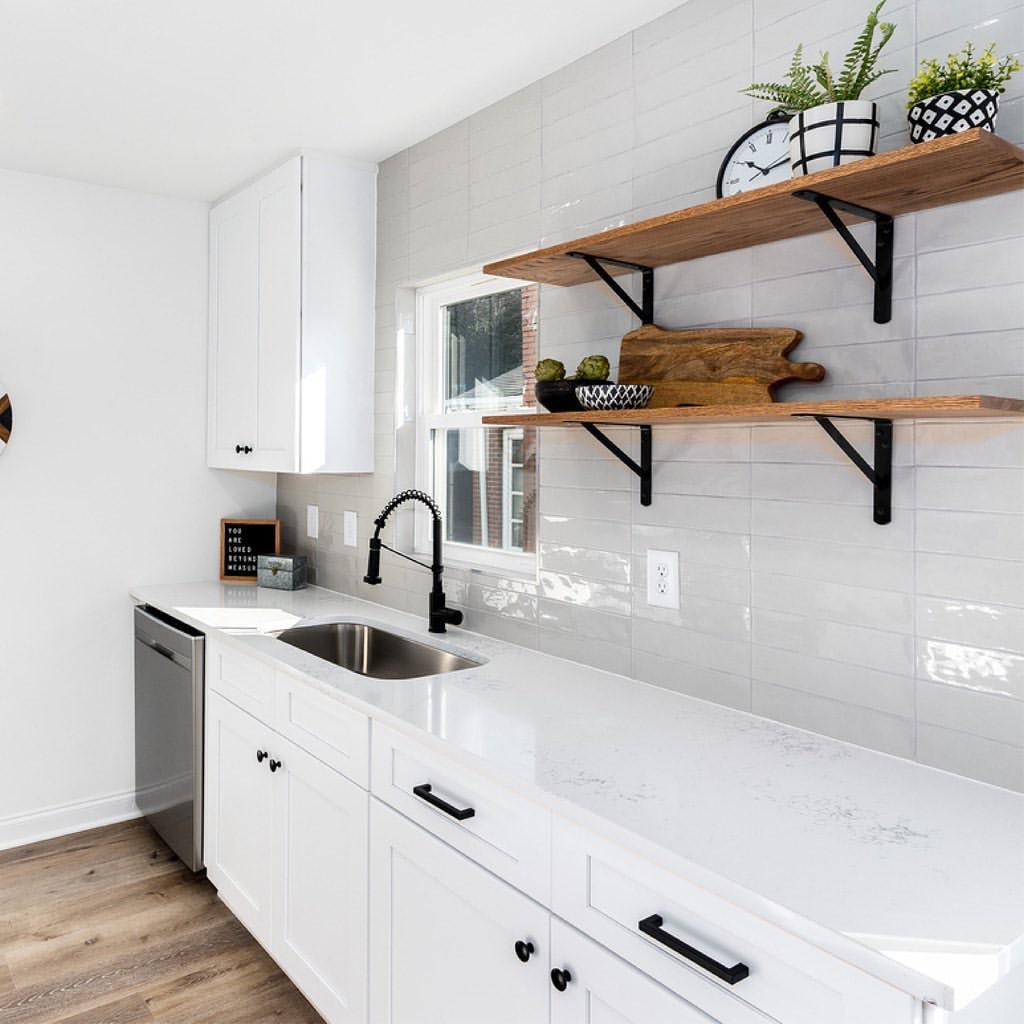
[637,915,749,986]
[550,967,572,992]
[413,783,475,821]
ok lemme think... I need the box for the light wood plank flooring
[0,818,324,1023]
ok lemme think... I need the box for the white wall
[279,0,1024,792]
[0,169,275,848]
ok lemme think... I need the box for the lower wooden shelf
[482,394,1024,428]
[482,395,1024,525]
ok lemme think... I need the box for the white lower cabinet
[369,798,723,1024]
[369,798,549,1023]
[205,689,368,1023]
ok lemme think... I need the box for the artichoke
[535,358,567,382]
[575,354,610,381]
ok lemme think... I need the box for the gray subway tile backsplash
[278,0,1024,791]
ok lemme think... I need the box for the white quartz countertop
[131,581,1024,1015]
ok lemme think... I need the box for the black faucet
[363,489,464,634]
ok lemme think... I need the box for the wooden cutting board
[618,324,825,406]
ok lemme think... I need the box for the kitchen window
[416,273,537,573]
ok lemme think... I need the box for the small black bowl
[534,379,614,412]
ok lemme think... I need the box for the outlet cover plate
[306,504,319,540]
[343,510,358,547]
[646,549,680,609]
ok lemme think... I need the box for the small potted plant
[741,1,896,176]
[907,42,1022,144]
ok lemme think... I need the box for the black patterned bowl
[576,383,653,410]
[534,379,617,412]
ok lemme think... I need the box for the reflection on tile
[917,639,1024,700]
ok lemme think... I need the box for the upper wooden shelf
[482,395,1024,428]
[482,130,1024,287]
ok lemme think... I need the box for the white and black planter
[907,88,999,144]
[789,100,879,176]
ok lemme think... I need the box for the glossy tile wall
[278,0,1024,791]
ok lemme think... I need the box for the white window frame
[414,271,535,576]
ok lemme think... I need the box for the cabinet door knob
[514,940,534,963]
[550,968,572,992]
[412,783,475,821]
[235,444,253,454]
[256,749,268,763]
[269,758,283,773]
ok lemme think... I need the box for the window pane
[442,289,532,412]
[432,426,535,554]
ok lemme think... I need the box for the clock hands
[738,155,790,177]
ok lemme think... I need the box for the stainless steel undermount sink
[272,621,482,679]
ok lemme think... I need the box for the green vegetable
[575,354,611,381]
[535,359,566,382]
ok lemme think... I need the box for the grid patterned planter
[908,89,999,144]
[789,100,879,176]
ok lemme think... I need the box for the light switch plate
[646,549,680,609]
[343,510,358,547]
[306,504,319,540]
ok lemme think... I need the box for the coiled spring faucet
[363,489,463,634]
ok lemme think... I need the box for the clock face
[716,117,792,198]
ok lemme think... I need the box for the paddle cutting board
[618,324,825,406]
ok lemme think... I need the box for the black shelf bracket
[791,189,894,325]
[579,423,653,506]
[793,414,893,525]
[566,252,654,324]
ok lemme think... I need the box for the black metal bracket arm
[566,252,654,324]
[579,423,652,506]
[791,189,894,325]
[794,414,893,525]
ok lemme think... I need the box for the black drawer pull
[550,967,572,992]
[269,758,283,773]
[637,915,749,986]
[412,783,475,821]
[256,750,268,764]
[235,444,253,454]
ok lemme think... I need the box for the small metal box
[257,554,308,590]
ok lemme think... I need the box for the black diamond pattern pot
[908,89,999,144]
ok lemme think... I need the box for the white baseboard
[0,791,141,851]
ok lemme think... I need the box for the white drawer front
[207,639,275,718]
[275,671,369,788]
[371,721,550,903]
[552,819,916,1024]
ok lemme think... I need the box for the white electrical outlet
[646,549,680,609]
[306,504,319,540]
[343,510,358,547]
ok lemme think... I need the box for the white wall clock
[716,111,792,198]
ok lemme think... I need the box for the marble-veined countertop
[130,581,1024,1016]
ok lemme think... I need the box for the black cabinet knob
[256,750,268,763]
[235,444,253,454]
[514,940,534,963]
[550,968,572,992]
[269,758,283,773]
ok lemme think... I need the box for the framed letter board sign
[220,518,281,581]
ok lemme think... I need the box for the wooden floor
[0,818,324,1023]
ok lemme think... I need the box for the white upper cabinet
[207,153,376,473]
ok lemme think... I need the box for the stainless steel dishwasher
[134,604,205,871]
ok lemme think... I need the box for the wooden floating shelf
[485,396,1024,523]
[482,395,1024,429]
[483,130,1024,287]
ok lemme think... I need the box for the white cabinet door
[369,799,549,1024]
[207,153,376,474]
[550,919,726,1024]
[273,735,369,1024]
[207,159,301,472]
[204,690,274,947]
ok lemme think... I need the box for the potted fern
[907,42,1022,144]
[742,1,896,176]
